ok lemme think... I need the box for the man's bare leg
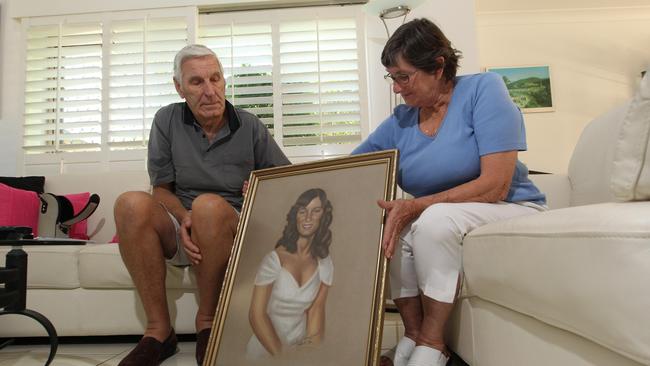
[189,193,238,332]
[114,191,178,342]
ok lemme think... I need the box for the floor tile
[104,343,196,366]
[0,315,406,365]
[0,353,115,366]
[0,343,133,366]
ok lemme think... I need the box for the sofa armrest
[464,201,650,365]
[529,174,571,209]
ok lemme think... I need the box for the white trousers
[390,201,544,303]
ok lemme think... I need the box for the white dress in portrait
[246,250,334,359]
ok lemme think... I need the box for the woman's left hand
[377,199,421,259]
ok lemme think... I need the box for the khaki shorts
[165,210,191,266]
[163,204,240,267]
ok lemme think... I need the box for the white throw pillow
[611,73,650,201]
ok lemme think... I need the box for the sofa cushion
[0,245,83,289]
[611,73,650,201]
[463,202,650,365]
[0,176,45,193]
[0,183,40,235]
[65,192,90,240]
[78,243,197,289]
[568,103,626,206]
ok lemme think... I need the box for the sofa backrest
[567,102,628,206]
[44,170,150,243]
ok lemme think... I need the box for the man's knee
[114,191,155,225]
[192,194,237,223]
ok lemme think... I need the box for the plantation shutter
[199,11,363,155]
[24,22,103,153]
[108,17,188,150]
[198,21,274,134]
[279,18,361,147]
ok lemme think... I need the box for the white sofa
[447,77,650,365]
[0,171,204,337]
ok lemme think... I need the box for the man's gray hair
[173,44,222,82]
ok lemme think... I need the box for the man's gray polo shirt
[148,101,289,210]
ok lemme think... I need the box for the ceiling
[476,0,650,12]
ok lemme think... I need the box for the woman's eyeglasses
[384,70,418,85]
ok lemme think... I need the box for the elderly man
[114,44,289,366]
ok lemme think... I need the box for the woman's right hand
[377,199,421,259]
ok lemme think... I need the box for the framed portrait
[486,65,554,113]
[203,150,399,366]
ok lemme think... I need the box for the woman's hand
[378,199,422,259]
[180,212,202,265]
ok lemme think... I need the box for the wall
[365,0,479,131]
[0,0,479,176]
[476,5,650,173]
[0,0,23,175]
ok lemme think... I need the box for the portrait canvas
[487,65,554,113]
[203,150,398,366]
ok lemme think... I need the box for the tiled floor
[0,313,467,365]
[0,341,196,366]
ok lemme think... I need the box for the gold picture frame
[203,150,398,366]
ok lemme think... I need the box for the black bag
[38,193,100,238]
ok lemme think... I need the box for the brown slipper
[118,329,178,366]
[196,328,212,365]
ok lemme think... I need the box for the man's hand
[180,212,202,265]
[377,199,421,259]
[242,180,249,196]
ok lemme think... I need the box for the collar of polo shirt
[182,99,241,135]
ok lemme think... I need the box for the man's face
[174,55,226,123]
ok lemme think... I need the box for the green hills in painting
[500,76,552,109]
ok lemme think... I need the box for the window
[199,23,275,134]
[21,5,367,172]
[109,17,188,150]
[279,18,362,148]
[24,22,103,153]
[199,7,367,158]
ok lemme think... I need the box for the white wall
[0,0,479,176]
[476,5,650,173]
[365,0,479,131]
[0,0,24,175]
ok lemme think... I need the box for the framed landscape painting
[487,65,554,113]
[203,150,399,366]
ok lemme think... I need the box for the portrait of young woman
[204,151,397,366]
[246,188,334,359]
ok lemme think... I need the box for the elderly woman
[247,188,334,358]
[353,19,546,366]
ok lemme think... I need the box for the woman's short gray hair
[173,44,222,82]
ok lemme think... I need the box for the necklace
[420,125,437,136]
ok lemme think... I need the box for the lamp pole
[379,5,411,113]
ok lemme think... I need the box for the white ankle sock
[406,345,448,366]
[392,337,416,366]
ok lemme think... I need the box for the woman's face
[296,197,324,238]
[385,56,446,108]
